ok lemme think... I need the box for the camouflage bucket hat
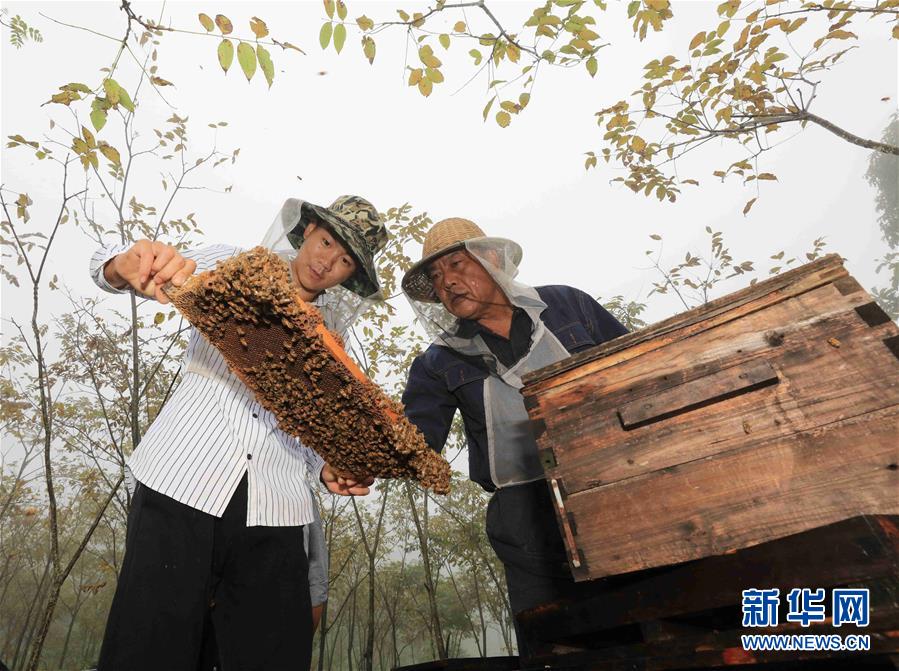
[286,195,388,298]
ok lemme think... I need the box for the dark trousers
[485,480,579,658]
[98,475,311,671]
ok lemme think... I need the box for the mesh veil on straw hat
[401,218,523,302]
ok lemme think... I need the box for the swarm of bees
[166,247,451,494]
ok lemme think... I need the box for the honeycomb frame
[166,246,451,494]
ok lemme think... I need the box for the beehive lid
[523,254,849,389]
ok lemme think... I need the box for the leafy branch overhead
[118,2,305,89]
[200,13,275,87]
[94,0,896,211]
[2,12,44,48]
[40,77,134,138]
[311,0,897,210]
[590,0,899,206]
[319,0,625,117]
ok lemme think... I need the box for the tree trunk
[11,556,51,670]
[470,571,488,656]
[317,597,329,671]
[25,476,122,671]
[405,485,446,659]
[347,584,357,671]
[57,595,84,670]
[364,555,375,671]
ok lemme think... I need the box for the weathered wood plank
[561,407,899,579]
[617,359,779,430]
[523,254,850,391]
[526,279,885,423]
[540,307,899,493]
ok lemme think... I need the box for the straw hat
[401,217,522,302]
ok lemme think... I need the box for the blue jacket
[401,285,628,492]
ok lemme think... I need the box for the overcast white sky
[1,0,896,328]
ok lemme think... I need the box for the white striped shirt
[90,243,327,527]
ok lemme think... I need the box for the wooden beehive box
[521,254,899,582]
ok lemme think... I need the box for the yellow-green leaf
[418,77,433,97]
[469,49,482,65]
[586,56,597,77]
[82,126,96,149]
[49,91,79,106]
[362,36,376,64]
[198,13,215,32]
[496,110,511,127]
[319,22,333,49]
[482,96,495,121]
[336,1,347,20]
[257,45,274,87]
[419,45,441,68]
[154,312,165,325]
[60,82,92,93]
[102,79,120,105]
[630,135,646,152]
[827,29,856,40]
[72,138,89,155]
[439,33,450,49]
[218,39,234,73]
[118,87,134,113]
[250,17,269,39]
[90,108,107,132]
[215,14,233,35]
[357,15,374,31]
[102,78,133,112]
[718,0,740,18]
[645,0,669,10]
[237,42,257,81]
[689,31,706,50]
[426,67,444,83]
[324,0,335,19]
[98,142,121,166]
[333,23,347,53]
[408,68,423,86]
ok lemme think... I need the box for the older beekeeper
[400,218,628,657]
